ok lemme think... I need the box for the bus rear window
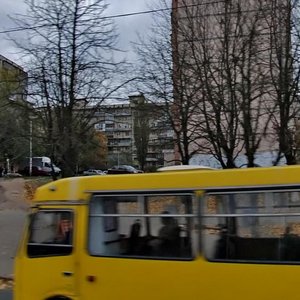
[27,210,73,257]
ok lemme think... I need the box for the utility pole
[29,119,32,176]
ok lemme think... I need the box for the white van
[20,156,61,176]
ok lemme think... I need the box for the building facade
[94,94,174,169]
[171,0,298,168]
[0,55,29,172]
[0,54,28,102]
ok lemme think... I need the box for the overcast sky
[0,0,163,66]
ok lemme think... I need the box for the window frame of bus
[88,192,198,260]
[202,188,300,264]
[27,209,74,258]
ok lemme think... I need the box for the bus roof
[33,165,300,203]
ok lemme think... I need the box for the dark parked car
[20,164,61,176]
[107,165,143,174]
[21,166,50,176]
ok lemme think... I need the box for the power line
[0,0,225,35]
[0,24,49,34]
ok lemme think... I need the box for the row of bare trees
[6,0,300,173]
[9,0,130,176]
[135,0,300,168]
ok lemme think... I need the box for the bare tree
[78,130,107,171]
[177,0,281,168]
[138,0,300,168]
[132,97,151,170]
[134,0,202,165]
[178,0,242,168]
[263,0,300,165]
[10,0,129,176]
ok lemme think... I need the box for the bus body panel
[14,205,79,300]
[78,256,300,300]
[31,166,300,203]
[16,255,76,299]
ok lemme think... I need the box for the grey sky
[0,0,160,66]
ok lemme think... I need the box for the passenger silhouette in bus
[282,226,299,261]
[128,219,141,254]
[54,217,73,244]
[156,211,181,256]
[214,224,236,259]
[214,224,228,259]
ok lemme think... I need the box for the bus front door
[16,209,77,300]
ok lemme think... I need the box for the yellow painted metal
[33,165,300,202]
[14,165,300,300]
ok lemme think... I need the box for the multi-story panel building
[0,54,28,102]
[0,55,29,171]
[171,0,295,167]
[94,94,174,168]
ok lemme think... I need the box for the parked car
[83,169,104,176]
[107,165,143,174]
[19,157,61,176]
[21,166,52,176]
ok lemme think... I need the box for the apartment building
[0,54,28,102]
[94,94,174,168]
[171,0,296,167]
[0,55,29,172]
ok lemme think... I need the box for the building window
[95,123,106,131]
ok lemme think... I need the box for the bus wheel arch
[46,296,72,300]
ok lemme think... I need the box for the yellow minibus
[14,165,300,299]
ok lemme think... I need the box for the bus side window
[89,196,141,256]
[88,194,196,260]
[203,191,300,263]
[145,195,195,259]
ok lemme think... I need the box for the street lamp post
[29,119,32,176]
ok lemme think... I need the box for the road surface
[0,210,27,277]
[0,289,12,300]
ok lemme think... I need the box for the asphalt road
[0,210,27,277]
[0,179,29,300]
[0,210,26,300]
[0,289,12,300]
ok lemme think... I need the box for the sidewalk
[0,178,29,278]
[0,210,27,277]
[0,289,12,299]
